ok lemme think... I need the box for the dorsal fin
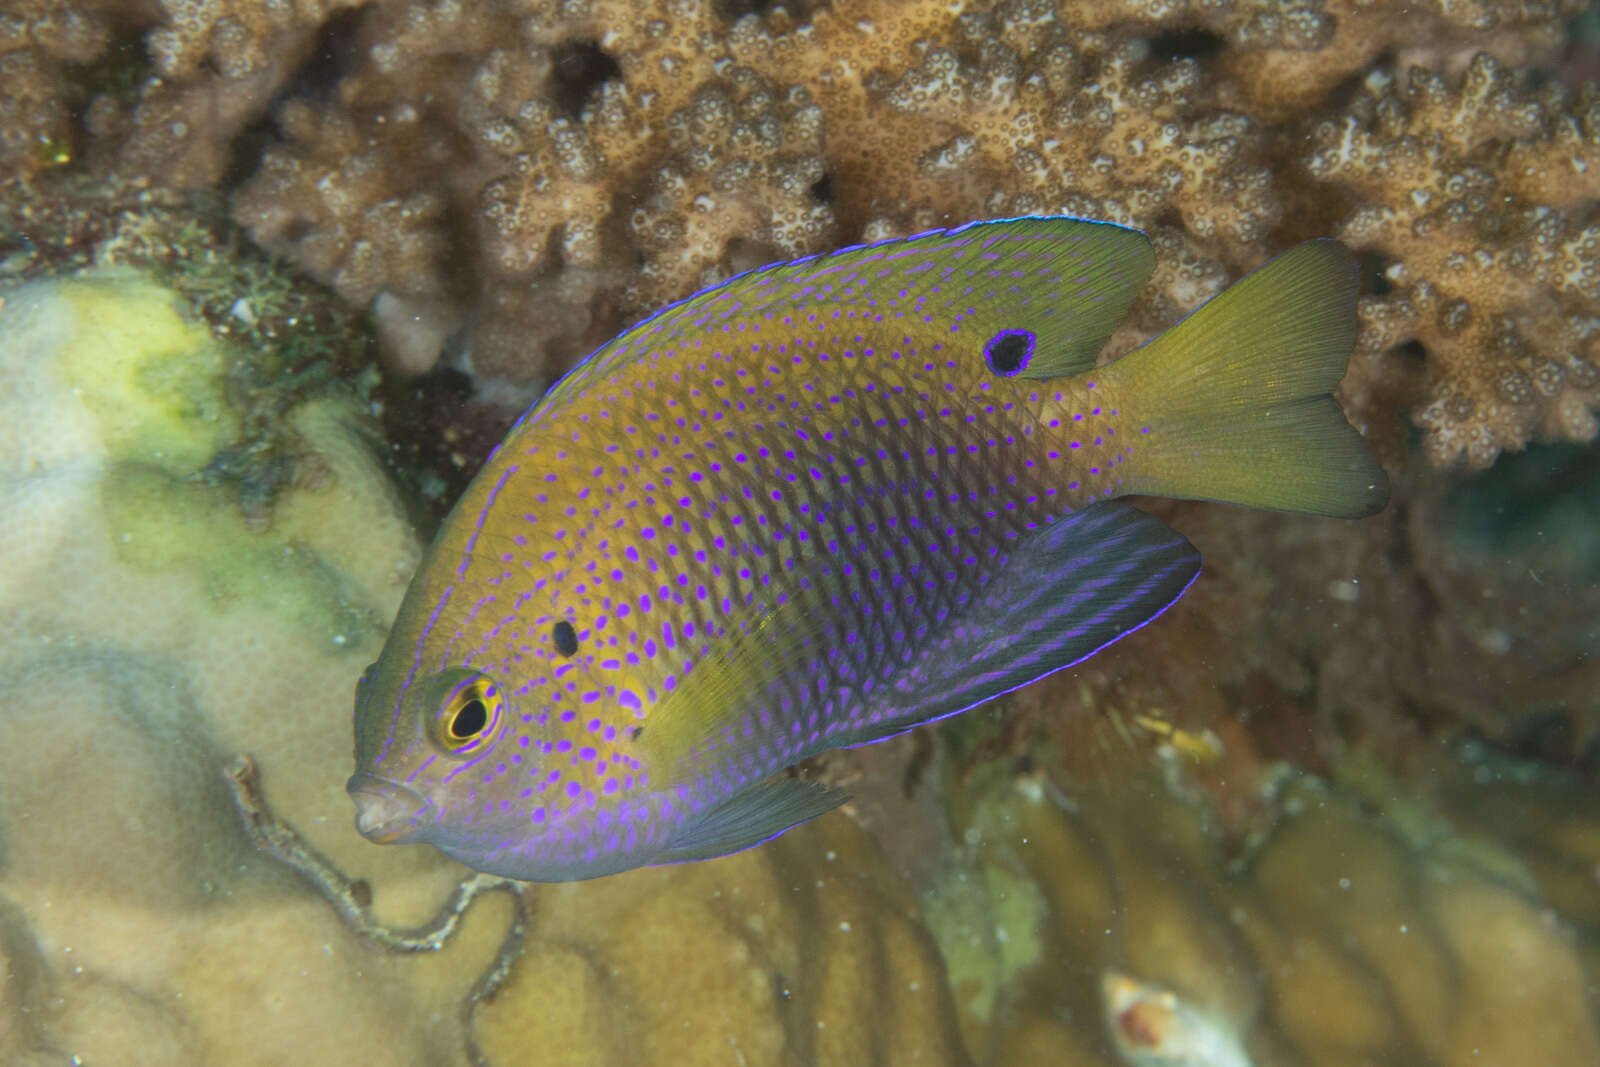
[529,216,1156,424]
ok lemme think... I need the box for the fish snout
[346,773,432,844]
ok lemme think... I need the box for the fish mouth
[346,773,432,844]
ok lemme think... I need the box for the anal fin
[846,500,1202,747]
[651,776,849,865]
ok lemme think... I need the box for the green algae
[53,270,238,468]
[921,841,1047,1028]
[99,459,385,649]
[919,748,1052,1036]
[26,267,394,649]
[3,179,377,527]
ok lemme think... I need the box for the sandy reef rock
[0,269,970,1067]
[0,268,485,1066]
[481,811,968,1067]
[922,754,1600,1067]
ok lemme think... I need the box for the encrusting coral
[6,0,1595,465]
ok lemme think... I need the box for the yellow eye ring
[431,671,503,754]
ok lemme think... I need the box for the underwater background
[1,0,1598,1064]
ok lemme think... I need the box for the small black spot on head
[985,328,1035,376]
[629,725,644,741]
[552,620,579,657]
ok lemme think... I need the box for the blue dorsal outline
[510,214,1156,433]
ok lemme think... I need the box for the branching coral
[8,10,1600,1065]
[1306,55,1600,467]
[221,0,1599,465]
[7,0,1596,461]
[231,0,843,384]
[1215,0,1587,120]
[857,11,1277,329]
[3,0,368,188]
[227,0,1273,385]
[144,0,360,81]
[0,1,110,178]
[233,98,460,309]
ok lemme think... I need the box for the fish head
[346,549,669,879]
[348,650,531,850]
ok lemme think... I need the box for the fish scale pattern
[443,369,1116,845]
[353,218,1197,879]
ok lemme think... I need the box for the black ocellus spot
[984,328,1035,375]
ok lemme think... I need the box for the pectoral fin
[652,775,849,865]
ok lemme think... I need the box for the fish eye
[552,620,578,657]
[448,697,488,740]
[430,670,503,755]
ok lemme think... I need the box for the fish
[348,216,1387,881]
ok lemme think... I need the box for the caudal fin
[1102,239,1388,518]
